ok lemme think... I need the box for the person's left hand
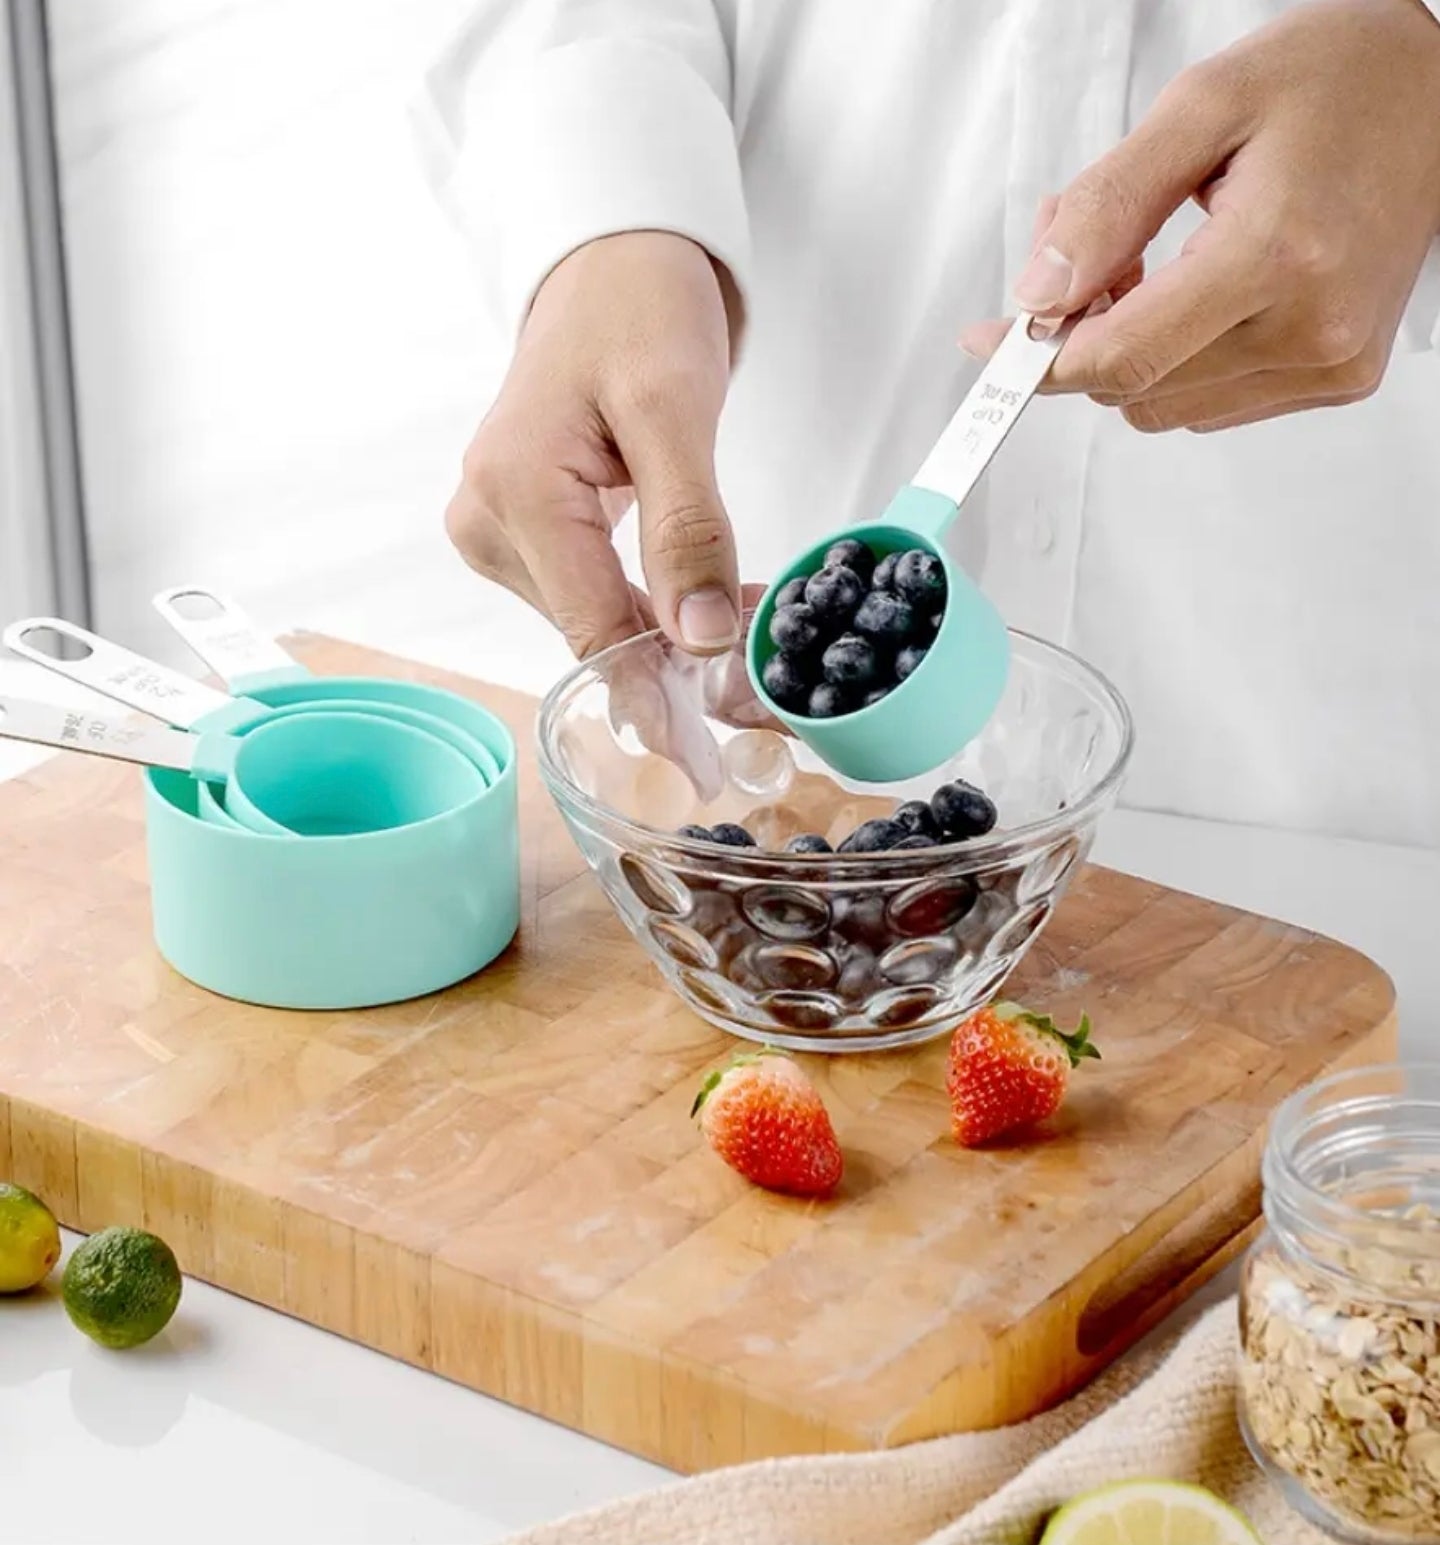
[960,0,1440,433]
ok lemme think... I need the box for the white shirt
[413,0,1440,849]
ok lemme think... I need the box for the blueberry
[837,816,908,853]
[891,875,978,936]
[832,894,889,946]
[926,611,943,636]
[710,919,756,972]
[863,685,892,708]
[823,538,876,584]
[892,834,938,850]
[762,651,811,710]
[871,552,900,593]
[776,576,809,609]
[741,886,832,941]
[754,943,836,993]
[726,945,767,994]
[806,681,853,718]
[836,940,880,1000]
[688,888,739,937]
[821,633,881,691]
[896,644,928,681]
[784,832,833,854]
[804,564,865,622]
[769,602,823,655]
[764,995,841,1032]
[677,824,713,841]
[853,590,917,645]
[709,822,758,848]
[930,780,999,841]
[894,550,947,609]
[892,799,939,839]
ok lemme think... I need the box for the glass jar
[1240,1064,1440,1544]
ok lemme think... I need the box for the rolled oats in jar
[1240,1064,1440,1544]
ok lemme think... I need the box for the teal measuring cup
[0,695,480,836]
[144,750,519,1008]
[194,698,501,830]
[141,587,521,1008]
[748,512,1010,783]
[144,679,520,1006]
[4,602,522,1007]
[747,312,1071,783]
[3,615,499,829]
[1,618,489,834]
[216,708,484,835]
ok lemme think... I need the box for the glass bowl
[536,621,1133,1053]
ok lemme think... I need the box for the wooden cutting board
[0,636,1396,1472]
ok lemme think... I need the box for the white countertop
[2,674,1436,1545]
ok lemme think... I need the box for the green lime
[0,1181,62,1293]
[1039,1481,1261,1545]
[61,1226,182,1349]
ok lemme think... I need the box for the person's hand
[446,231,744,657]
[961,0,1440,433]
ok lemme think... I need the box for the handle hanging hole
[164,590,226,622]
[16,625,92,663]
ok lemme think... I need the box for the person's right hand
[445,231,744,661]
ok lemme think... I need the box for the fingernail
[677,588,739,650]
[1014,245,1073,311]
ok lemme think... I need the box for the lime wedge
[1040,1481,1261,1545]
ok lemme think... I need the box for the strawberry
[692,1049,843,1197]
[946,1000,1099,1148]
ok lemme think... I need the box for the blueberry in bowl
[536,618,1133,1053]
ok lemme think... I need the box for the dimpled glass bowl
[536,622,1133,1052]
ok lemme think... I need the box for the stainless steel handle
[152,585,298,687]
[911,312,1076,509]
[0,694,197,770]
[3,616,238,729]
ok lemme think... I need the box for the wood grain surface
[0,635,1398,1472]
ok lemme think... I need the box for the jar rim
[1265,1061,1440,1278]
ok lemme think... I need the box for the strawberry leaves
[993,1001,1100,1068]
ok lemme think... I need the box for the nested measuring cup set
[0,590,519,1011]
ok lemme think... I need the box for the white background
[47,0,576,696]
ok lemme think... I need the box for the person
[412,0,1440,848]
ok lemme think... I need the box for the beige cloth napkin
[506,1299,1332,1545]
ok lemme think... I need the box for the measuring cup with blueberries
[688,533,997,856]
[746,310,1076,785]
[762,538,947,720]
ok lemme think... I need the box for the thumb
[611,381,741,656]
[1015,74,1243,318]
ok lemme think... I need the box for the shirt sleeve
[410,0,750,344]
